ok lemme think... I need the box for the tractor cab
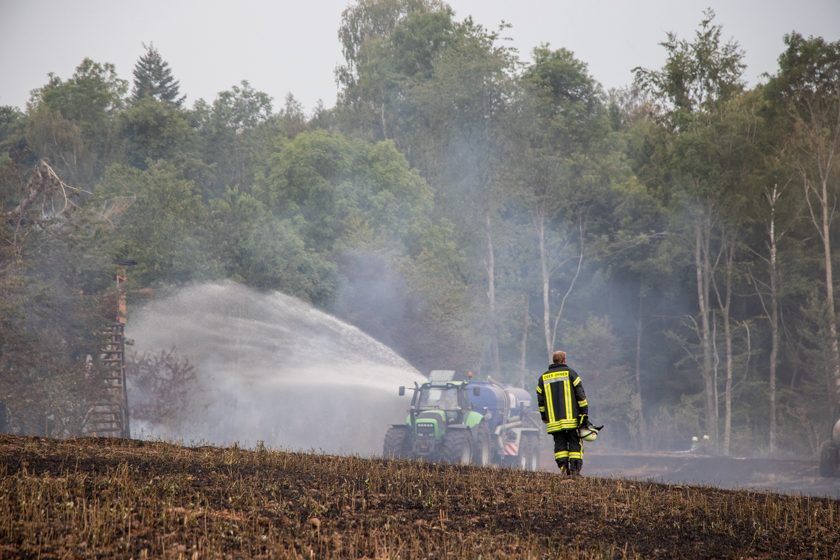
[400,370,478,422]
[416,383,462,408]
[415,384,463,421]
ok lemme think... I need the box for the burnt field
[1,436,838,559]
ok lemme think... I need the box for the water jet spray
[127,281,424,454]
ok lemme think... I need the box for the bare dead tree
[126,349,198,431]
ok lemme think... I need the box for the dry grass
[0,435,838,559]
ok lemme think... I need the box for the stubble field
[1,435,838,559]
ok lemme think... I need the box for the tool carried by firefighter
[579,424,603,442]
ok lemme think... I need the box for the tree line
[1,2,838,456]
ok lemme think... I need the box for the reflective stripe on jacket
[535,364,588,433]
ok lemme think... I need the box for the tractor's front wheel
[442,430,473,465]
[383,426,410,459]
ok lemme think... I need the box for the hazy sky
[1,0,838,113]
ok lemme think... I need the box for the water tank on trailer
[506,388,534,417]
[466,381,508,430]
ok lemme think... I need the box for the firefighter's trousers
[552,429,583,473]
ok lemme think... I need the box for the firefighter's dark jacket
[535,363,588,432]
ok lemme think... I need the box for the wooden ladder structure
[83,268,131,438]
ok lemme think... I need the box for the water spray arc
[127,282,424,454]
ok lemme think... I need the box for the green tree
[508,46,611,362]
[412,19,517,375]
[565,316,634,446]
[95,161,221,286]
[337,0,449,92]
[257,129,471,367]
[0,107,29,204]
[27,58,127,185]
[337,1,455,143]
[277,93,308,139]
[633,9,746,449]
[1,160,115,436]
[208,188,336,302]
[259,129,433,254]
[194,81,276,197]
[766,33,840,417]
[131,44,185,106]
[119,97,193,167]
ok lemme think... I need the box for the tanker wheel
[472,423,492,467]
[442,430,473,465]
[819,441,839,477]
[383,426,410,459]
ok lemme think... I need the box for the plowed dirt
[1,435,838,559]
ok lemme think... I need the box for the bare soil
[579,451,840,500]
[1,435,838,559]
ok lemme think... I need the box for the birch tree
[768,34,840,412]
[510,46,607,361]
[634,10,745,447]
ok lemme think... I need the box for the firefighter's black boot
[569,459,583,477]
[556,460,569,476]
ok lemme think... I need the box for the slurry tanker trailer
[383,370,543,469]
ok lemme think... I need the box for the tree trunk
[380,103,387,139]
[819,174,840,408]
[767,185,781,454]
[711,226,736,455]
[484,206,501,377]
[721,239,734,456]
[550,217,585,350]
[798,93,840,411]
[519,294,530,389]
[695,214,717,447]
[635,278,648,450]
[537,211,552,362]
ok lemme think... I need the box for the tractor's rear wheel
[442,430,473,465]
[473,423,492,467]
[819,441,838,478]
[383,426,410,459]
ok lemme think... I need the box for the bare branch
[5,160,87,222]
[550,216,585,347]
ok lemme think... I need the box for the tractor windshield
[417,386,459,409]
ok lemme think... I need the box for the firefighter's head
[552,351,566,364]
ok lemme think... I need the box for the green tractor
[383,371,485,465]
[382,370,541,468]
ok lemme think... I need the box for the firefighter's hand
[578,414,589,428]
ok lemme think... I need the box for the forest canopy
[1,4,839,457]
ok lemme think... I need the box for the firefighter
[535,350,590,477]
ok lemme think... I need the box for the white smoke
[127,281,424,454]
